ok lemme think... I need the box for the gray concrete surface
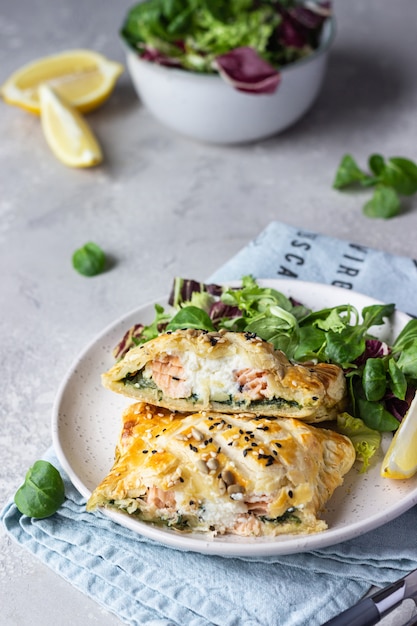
[1,0,417,624]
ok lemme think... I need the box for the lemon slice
[39,84,102,168]
[1,49,123,114]
[381,392,417,479]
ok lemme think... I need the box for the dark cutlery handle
[322,598,380,626]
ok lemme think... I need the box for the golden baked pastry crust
[87,402,356,537]
[102,329,346,422]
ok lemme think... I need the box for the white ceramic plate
[52,279,417,557]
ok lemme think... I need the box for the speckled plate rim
[52,279,417,557]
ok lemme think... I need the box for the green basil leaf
[396,337,417,378]
[388,358,407,400]
[72,242,106,277]
[361,303,395,329]
[166,305,215,331]
[293,326,326,361]
[14,460,65,519]
[325,328,366,364]
[357,397,400,432]
[380,157,417,196]
[333,154,370,189]
[362,358,387,401]
[363,186,401,219]
[368,153,385,176]
[392,319,417,353]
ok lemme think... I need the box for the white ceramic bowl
[125,18,335,144]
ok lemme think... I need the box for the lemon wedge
[381,392,417,479]
[1,49,123,114]
[39,84,103,168]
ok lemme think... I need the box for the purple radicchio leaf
[385,387,416,422]
[168,278,224,307]
[139,45,183,68]
[213,47,281,94]
[209,301,242,326]
[113,323,144,360]
[303,1,332,18]
[277,14,309,49]
[290,4,330,30]
[354,339,391,367]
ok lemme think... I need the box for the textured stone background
[1,0,416,624]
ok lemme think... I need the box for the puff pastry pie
[87,402,355,536]
[102,329,346,422]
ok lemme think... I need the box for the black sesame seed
[288,490,293,498]
[227,424,233,429]
[179,477,184,483]
[251,442,258,447]
[142,450,148,454]
[189,444,198,453]
[151,450,157,454]
[256,426,269,431]
[209,337,218,346]
[312,396,319,401]
[275,442,282,448]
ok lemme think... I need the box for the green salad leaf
[336,413,381,472]
[72,242,106,277]
[14,460,65,519]
[333,153,417,219]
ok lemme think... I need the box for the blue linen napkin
[2,220,417,626]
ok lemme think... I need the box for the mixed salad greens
[121,0,331,93]
[114,276,417,472]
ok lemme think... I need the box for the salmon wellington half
[87,402,355,536]
[102,329,347,422]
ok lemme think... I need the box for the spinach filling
[123,370,157,389]
[109,498,193,530]
[215,396,300,410]
[122,371,300,411]
[260,509,301,525]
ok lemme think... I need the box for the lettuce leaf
[337,412,381,473]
